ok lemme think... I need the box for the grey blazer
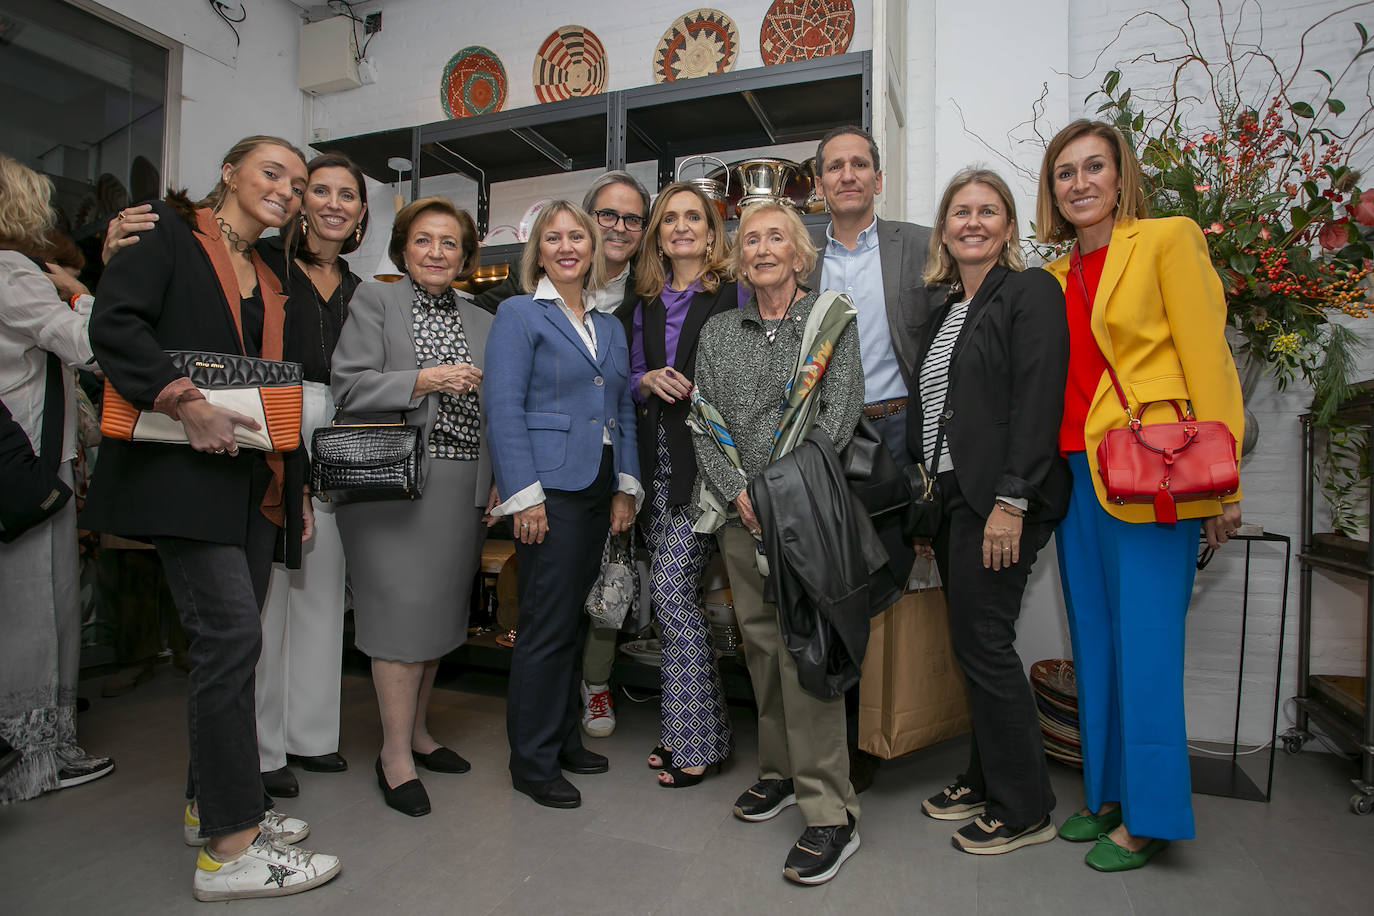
[808,216,934,392]
[330,279,494,505]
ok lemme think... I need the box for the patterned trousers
[651,426,731,767]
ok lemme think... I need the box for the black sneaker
[952,814,1056,855]
[921,778,986,821]
[783,815,860,885]
[55,753,114,789]
[732,778,797,822]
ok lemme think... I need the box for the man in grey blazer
[808,125,934,792]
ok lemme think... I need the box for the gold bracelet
[994,501,1025,518]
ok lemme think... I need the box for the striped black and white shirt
[918,298,971,473]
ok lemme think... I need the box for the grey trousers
[717,525,859,827]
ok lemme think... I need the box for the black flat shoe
[375,758,430,817]
[657,761,722,789]
[412,746,470,774]
[288,752,348,773]
[261,766,299,798]
[512,774,581,809]
[558,747,608,775]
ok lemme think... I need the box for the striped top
[917,298,971,473]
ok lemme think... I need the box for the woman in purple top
[627,182,744,787]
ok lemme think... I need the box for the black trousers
[153,461,277,837]
[507,449,614,782]
[933,472,1055,830]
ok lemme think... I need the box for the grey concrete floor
[2,665,1372,914]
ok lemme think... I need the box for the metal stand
[1189,531,1291,803]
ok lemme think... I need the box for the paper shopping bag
[858,588,971,759]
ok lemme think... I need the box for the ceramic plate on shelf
[440,46,508,118]
[533,25,608,102]
[517,198,554,241]
[653,9,739,82]
[482,225,520,246]
[759,0,854,65]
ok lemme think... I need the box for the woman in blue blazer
[484,201,640,810]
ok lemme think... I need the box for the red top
[1059,245,1110,453]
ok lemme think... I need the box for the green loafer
[1084,835,1169,872]
[1058,807,1124,842]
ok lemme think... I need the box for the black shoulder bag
[0,354,73,542]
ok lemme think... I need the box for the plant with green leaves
[1088,9,1374,428]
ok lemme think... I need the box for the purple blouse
[630,277,750,403]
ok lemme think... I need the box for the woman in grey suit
[331,197,494,817]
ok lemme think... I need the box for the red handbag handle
[1069,245,1194,427]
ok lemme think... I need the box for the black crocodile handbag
[310,415,424,503]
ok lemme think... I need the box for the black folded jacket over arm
[748,430,902,699]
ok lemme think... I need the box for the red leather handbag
[1095,366,1239,522]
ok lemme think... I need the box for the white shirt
[585,263,631,314]
[491,276,644,516]
[0,250,94,463]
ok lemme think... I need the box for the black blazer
[81,200,305,558]
[904,264,1071,522]
[622,280,739,508]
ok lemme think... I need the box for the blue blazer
[484,293,639,500]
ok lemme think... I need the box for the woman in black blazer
[83,136,340,901]
[627,182,742,787]
[904,168,1070,855]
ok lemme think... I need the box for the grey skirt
[337,458,483,662]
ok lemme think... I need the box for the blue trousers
[1055,452,1199,840]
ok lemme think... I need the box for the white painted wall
[92,0,307,198]
[81,0,1374,747]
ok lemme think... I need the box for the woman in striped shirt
[905,167,1070,855]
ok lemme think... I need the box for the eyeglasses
[591,208,646,232]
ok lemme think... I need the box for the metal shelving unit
[1282,392,1374,815]
[321,52,871,241]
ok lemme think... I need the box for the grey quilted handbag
[585,528,638,629]
[310,414,423,503]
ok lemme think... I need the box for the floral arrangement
[1087,16,1374,427]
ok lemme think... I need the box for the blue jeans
[154,499,277,838]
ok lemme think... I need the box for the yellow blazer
[1046,216,1244,522]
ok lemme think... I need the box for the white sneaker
[580,681,616,738]
[184,804,310,847]
[192,832,340,901]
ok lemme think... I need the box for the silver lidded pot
[675,155,730,221]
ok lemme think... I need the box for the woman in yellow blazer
[1035,120,1243,872]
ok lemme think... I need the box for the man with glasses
[476,170,651,741]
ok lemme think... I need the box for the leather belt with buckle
[862,397,908,419]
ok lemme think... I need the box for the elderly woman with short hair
[331,196,493,818]
[692,200,864,885]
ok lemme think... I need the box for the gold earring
[300,215,308,236]
[354,225,362,243]
[705,239,714,259]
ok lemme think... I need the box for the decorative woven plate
[440,46,508,118]
[653,8,739,83]
[533,25,608,103]
[759,0,854,65]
